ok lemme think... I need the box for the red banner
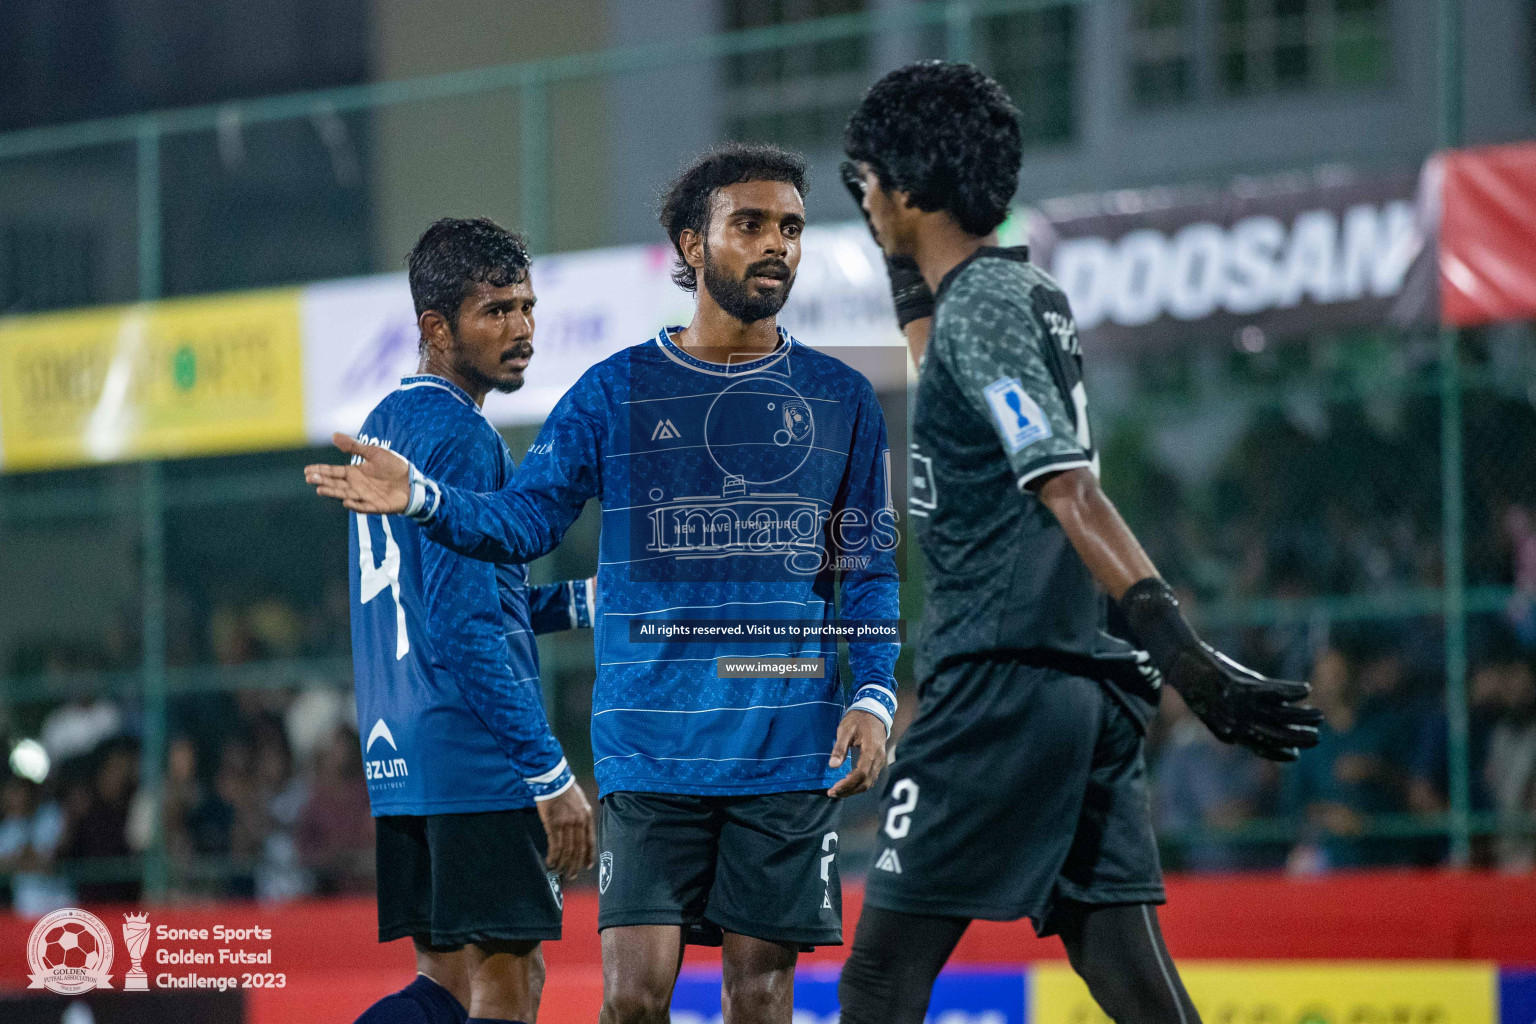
[1,871,1533,1022]
[1440,141,1536,327]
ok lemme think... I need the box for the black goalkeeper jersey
[909,247,1154,715]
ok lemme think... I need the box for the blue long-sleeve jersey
[407,328,901,797]
[350,374,592,816]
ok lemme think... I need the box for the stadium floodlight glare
[9,738,49,784]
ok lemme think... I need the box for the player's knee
[524,944,546,1003]
[468,941,543,1019]
[600,982,672,1024]
[721,969,791,1023]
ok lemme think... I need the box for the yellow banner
[0,289,306,471]
[1031,962,1497,1024]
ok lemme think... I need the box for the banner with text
[0,289,307,471]
[1028,168,1439,348]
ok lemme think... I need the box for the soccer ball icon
[42,921,101,972]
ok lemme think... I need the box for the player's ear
[419,308,453,356]
[679,227,707,275]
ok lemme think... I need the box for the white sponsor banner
[301,224,904,439]
[1028,169,1437,346]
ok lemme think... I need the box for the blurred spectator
[252,716,314,902]
[286,686,353,769]
[158,735,204,869]
[295,725,372,895]
[0,775,73,916]
[187,735,266,896]
[1284,648,1409,871]
[57,737,141,904]
[1485,658,1536,871]
[1505,505,1536,651]
[1153,689,1274,870]
[40,693,123,765]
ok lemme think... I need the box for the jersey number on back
[358,513,410,659]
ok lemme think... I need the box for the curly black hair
[844,61,1021,236]
[406,217,530,340]
[658,143,809,292]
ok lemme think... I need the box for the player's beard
[452,333,529,395]
[703,244,795,324]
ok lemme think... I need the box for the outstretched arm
[307,372,606,564]
[305,433,560,564]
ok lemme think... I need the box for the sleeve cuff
[849,684,897,734]
[405,463,442,522]
[1015,455,1093,491]
[527,757,575,801]
[570,577,595,629]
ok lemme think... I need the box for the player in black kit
[835,62,1323,1024]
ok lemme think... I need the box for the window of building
[1130,0,1389,108]
[1132,0,1197,106]
[977,4,1079,145]
[722,0,870,153]
[1217,0,1389,96]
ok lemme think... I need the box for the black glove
[1120,577,1324,762]
[840,161,935,329]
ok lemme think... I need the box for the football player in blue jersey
[346,218,596,1024]
[307,147,901,1024]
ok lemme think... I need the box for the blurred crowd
[0,671,371,915]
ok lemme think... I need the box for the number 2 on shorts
[883,778,919,839]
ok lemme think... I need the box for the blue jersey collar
[398,374,480,410]
[654,325,793,375]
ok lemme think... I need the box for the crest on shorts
[547,871,563,909]
[599,851,613,894]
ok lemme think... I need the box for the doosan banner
[1027,168,1439,347]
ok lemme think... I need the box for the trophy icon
[121,913,151,991]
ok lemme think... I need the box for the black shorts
[863,659,1165,936]
[597,790,843,948]
[375,808,562,947]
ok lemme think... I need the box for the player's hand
[304,433,412,514]
[536,783,595,879]
[827,709,888,799]
[1164,644,1324,762]
[1121,577,1322,762]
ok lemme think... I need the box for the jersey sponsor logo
[366,718,397,751]
[598,851,613,894]
[982,378,1052,453]
[874,848,902,874]
[364,718,409,783]
[651,418,682,441]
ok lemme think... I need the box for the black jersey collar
[934,245,1031,301]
